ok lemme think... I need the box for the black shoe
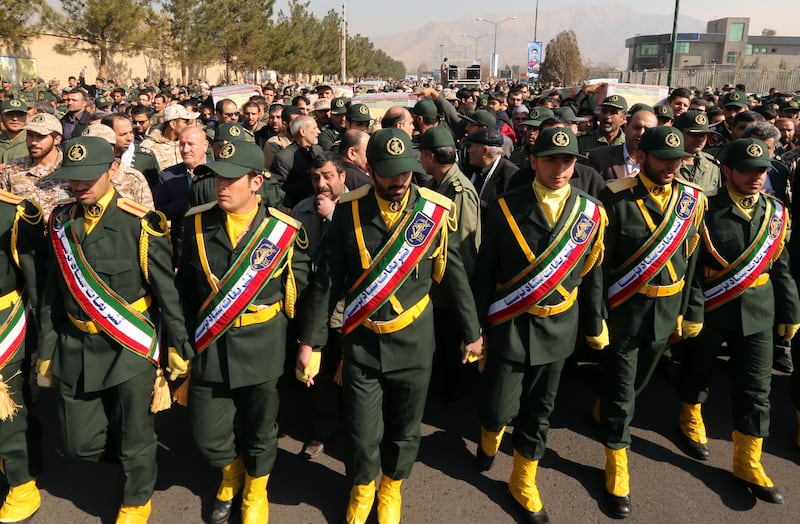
[742,480,784,504]
[605,492,631,519]
[681,433,711,461]
[476,445,495,472]
[208,498,234,524]
[508,491,550,523]
[773,344,793,373]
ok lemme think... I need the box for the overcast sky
[273,0,794,41]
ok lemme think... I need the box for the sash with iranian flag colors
[607,183,701,310]
[342,195,449,335]
[703,198,786,311]
[194,214,298,353]
[487,197,602,326]
[49,205,159,365]
[0,295,28,370]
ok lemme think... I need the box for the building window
[729,22,745,42]
[726,51,739,64]
[772,48,777,53]
[746,44,753,55]
[640,44,659,56]
[675,42,690,54]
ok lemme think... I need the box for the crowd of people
[0,70,799,524]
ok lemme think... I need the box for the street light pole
[476,16,517,78]
[462,32,492,59]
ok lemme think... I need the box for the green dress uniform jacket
[39,193,191,392]
[176,203,311,388]
[473,185,606,366]
[0,132,28,165]
[578,129,625,155]
[433,163,480,285]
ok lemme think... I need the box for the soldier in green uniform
[707,91,748,153]
[37,137,192,524]
[474,127,608,523]
[597,127,706,519]
[674,110,722,192]
[578,95,627,155]
[15,78,38,108]
[0,100,30,165]
[0,191,46,523]
[319,96,348,151]
[174,141,312,524]
[653,104,674,126]
[298,128,483,524]
[677,138,799,504]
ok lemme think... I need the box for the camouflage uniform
[0,152,70,220]
[140,128,180,171]
[114,166,154,209]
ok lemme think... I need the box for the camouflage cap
[366,128,424,178]
[330,96,349,115]
[95,96,112,109]
[411,99,438,120]
[521,107,555,127]
[674,110,711,134]
[196,141,265,179]
[24,113,62,136]
[600,94,628,112]
[722,91,748,108]
[638,126,692,159]
[1,99,27,113]
[214,122,255,144]
[722,138,771,172]
[313,98,331,111]
[346,103,371,122]
[653,104,674,119]
[419,126,455,150]
[82,123,117,144]
[51,137,116,181]
[531,127,584,158]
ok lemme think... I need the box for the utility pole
[340,2,347,83]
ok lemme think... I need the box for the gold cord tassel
[283,246,297,319]
[0,371,22,421]
[581,209,607,276]
[172,375,191,407]
[150,368,172,413]
[333,359,344,386]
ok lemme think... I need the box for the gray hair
[742,122,780,143]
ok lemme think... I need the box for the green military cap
[24,113,62,136]
[638,126,692,159]
[214,122,255,143]
[722,91,748,108]
[674,110,712,134]
[628,103,654,116]
[531,127,584,158]
[462,109,496,128]
[411,99,438,120]
[23,76,35,83]
[366,128,424,178]
[346,103,371,122]
[96,96,112,109]
[43,91,59,102]
[722,138,771,171]
[555,106,588,123]
[197,141,265,179]
[52,137,116,181]
[654,104,674,119]
[477,95,489,108]
[331,96,349,115]
[521,107,555,127]
[779,100,800,112]
[419,126,455,149]
[2,99,27,113]
[601,94,628,112]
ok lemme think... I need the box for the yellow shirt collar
[83,188,116,236]
[638,173,672,211]
[225,205,259,247]
[376,189,410,230]
[533,180,571,228]
[728,187,759,220]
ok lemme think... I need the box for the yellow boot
[115,499,151,524]
[344,480,375,524]
[477,425,506,471]
[0,479,41,522]
[507,450,548,522]
[240,472,269,524]
[209,456,245,524]
[678,403,711,460]
[732,431,783,504]
[604,447,631,518]
[376,474,402,524]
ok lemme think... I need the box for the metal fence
[593,67,800,93]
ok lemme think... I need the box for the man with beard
[101,113,160,191]
[319,97,349,151]
[589,107,657,181]
[578,95,627,155]
[673,110,722,192]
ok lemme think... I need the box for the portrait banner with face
[527,42,542,77]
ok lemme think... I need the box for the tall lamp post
[462,32,492,59]
[476,16,517,78]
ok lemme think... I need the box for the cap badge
[665,132,681,148]
[386,136,405,156]
[746,143,763,158]
[67,143,87,162]
[219,143,236,159]
[229,126,241,137]
[552,130,570,147]
[358,105,369,115]
[695,114,707,125]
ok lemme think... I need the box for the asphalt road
[6,354,800,523]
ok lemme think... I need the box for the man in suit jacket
[60,89,92,140]
[589,108,658,181]
[465,127,518,220]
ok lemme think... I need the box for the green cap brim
[731,158,771,171]
[370,157,425,179]
[196,161,252,179]
[533,149,586,160]
[648,149,693,159]
[50,165,108,181]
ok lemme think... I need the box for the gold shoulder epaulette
[607,177,637,193]
[418,186,454,209]
[268,207,302,230]
[184,200,218,217]
[676,178,705,192]
[0,189,23,205]
[339,184,371,203]
[117,197,151,217]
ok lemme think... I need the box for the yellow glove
[166,347,191,381]
[681,319,703,339]
[777,323,800,341]
[36,359,54,388]
[585,320,609,350]
[295,350,321,384]
[673,314,684,339]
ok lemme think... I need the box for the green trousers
[0,360,35,486]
